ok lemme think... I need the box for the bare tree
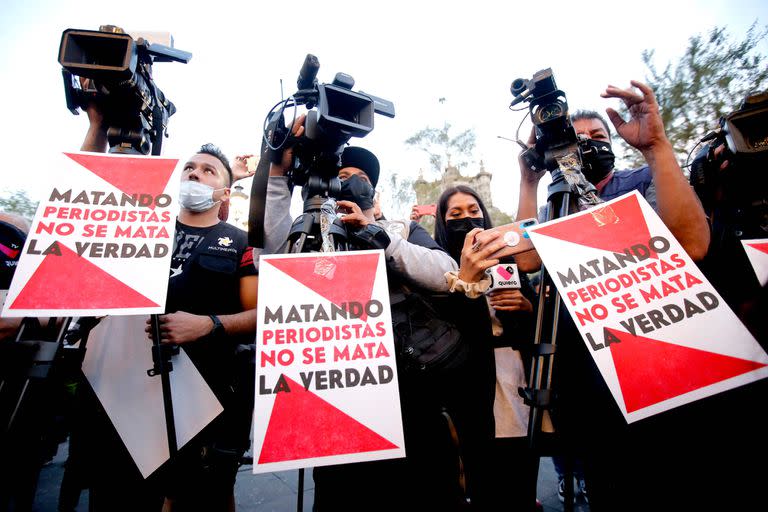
[405,122,476,175]
[616,22,768,169]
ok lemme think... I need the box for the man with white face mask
[156,143,257,511]
[72,103,262,511]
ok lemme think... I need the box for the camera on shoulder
[58,25,191,155]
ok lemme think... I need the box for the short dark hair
[197,143,233,186]
[434,185,492,255]
[571,110,612,140]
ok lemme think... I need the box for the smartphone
[474,218,537,259]
[414,204,437,216]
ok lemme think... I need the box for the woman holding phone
[433,184,541,511]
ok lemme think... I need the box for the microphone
[485,263,521,291]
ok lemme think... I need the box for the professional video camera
[263,53,395,198]
[510,68,601,210]
[248,54,395,252]
[58,25,191,155]
[690,91,768,218]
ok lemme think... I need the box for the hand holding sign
[526,191,768,422]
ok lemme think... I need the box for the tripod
[284,176,350,254]
[520,149,603,512]
[283,174,350,512]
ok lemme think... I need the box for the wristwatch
[208,314,225,337]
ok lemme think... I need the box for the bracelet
[445,271,492,299]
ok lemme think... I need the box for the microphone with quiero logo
[485,263,521,291]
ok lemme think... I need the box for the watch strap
[208,314,225,336]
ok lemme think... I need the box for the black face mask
[444,217,485,261]
[338,174,375,210]
[581,139,616,184]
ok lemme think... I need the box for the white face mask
[179,180,225,212]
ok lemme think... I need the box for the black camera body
[58,26,191,155]
[270,54,395,197]
[511,68,605,176]
[511,68,602,211]
[511,68,578,170]
[690,92,768,215]
[248,54,394,251]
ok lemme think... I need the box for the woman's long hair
[433,185,493,252]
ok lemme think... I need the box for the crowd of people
[0,72,765,512]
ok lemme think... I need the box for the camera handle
[146,312,179,457]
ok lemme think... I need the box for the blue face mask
[179,181,225,212]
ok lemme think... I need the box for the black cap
[340,146,380,188]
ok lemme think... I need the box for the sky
[0,0,765,221]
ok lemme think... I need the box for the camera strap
[247,143,272,249]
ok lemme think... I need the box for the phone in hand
[474,218,537,259]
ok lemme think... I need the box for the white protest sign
[2,152,181,317]
[741,239,768,286]
[83,315,223,478]
[527,191,768,423]
[253,250,405,473]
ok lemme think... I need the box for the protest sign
[527,191,768,423]
[2,152,180,317]
[741,239,768,286]
[253,250,405,473]
[83,315,223,478]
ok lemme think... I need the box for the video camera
[247,54,395,253]
[510,68,601,209]
[58,25,191,155]
[263,53,395,198]
[511,68,577,171]
[690,92,768,215]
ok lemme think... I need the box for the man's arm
[515,130,545,272]
[385,230,458,292]
[80,99,108,153]
[603,80,710,261]
[216,274,258,337]
[153,274,258,344]
[262,175,292,255]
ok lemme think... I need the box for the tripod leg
[297,468,304,512]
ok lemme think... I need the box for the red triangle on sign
[607,327,767,413]
[746,242,768,255]
[65,152,178,207]
[534,193,656,257]
[9,242,158,310]
[258,375,399,463]
[265,253,380,320]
